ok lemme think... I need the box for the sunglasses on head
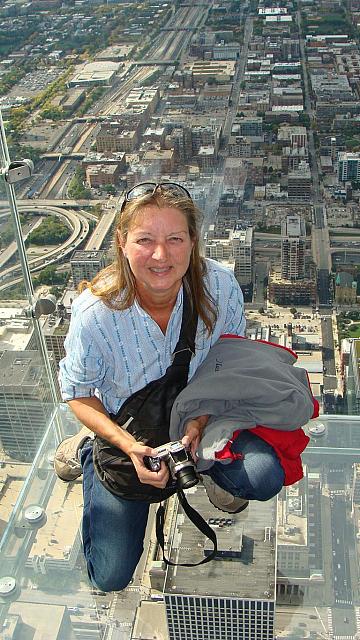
[120,182,192,212]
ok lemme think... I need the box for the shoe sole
[206,494,249,514]
[54,434,89,482]
[54,468,82,483]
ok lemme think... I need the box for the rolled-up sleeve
[59,314,106,402]
[224,277,246,336]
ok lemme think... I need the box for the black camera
[144,441,199,491]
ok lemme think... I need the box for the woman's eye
[137,238,151,244]
[169,237,183,243]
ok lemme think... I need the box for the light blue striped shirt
[59,259,246,415]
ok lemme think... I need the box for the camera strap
[155,489,217,567]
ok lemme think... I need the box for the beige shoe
[201,475,249,514]
[54,426,93,482]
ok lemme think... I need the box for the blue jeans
[80,430,284,592]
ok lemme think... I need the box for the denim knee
[249,466,284,501]
[89,563,135,593]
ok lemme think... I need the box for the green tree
[27,218,70,245]
[103,184,116,195]
[49,285,65,299]
[40,106,64,121]
[68,167,91,200]
[89,203,103,217]
[33,265,69,286]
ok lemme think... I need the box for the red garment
[214,335,319,486]
[249,426,310,486]
[215,426,310,486]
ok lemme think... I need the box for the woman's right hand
[127,441,170,489]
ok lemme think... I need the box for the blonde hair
[80,187,217,335]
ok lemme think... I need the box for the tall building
[157,485,277,640]
[191,124,221,155]
[0,351,57,460]
[351,463,360,506]
[346,339,360,415]
[42,315,70,368]
[338,152,360,182]
[277,471,326,605]
[70,250,107,288]
[232,226,254,285]
[218,190,243,218]
[287,161,312,200]
[281,215,306,281]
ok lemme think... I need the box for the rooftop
[163,484,276,600]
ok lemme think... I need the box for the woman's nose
[152,243,167,260]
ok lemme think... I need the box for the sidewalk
[331,310,344,396]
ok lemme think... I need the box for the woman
[55,182,285,592]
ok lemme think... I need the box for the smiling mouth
[149,267,172,273]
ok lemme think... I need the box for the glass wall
[0,0,359,639]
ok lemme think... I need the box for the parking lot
[8,67,63,99]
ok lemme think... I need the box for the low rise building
[282,146,309,172]
[70,250,107,288]
[268,267,317,306]
[224,157,247,188]
[212,42,240,60]
[272,86,303,108]
[335,271,357,305]
[182,60,236,84]
[61,88,85,113]
[238,89,270,112]
[228,135,252,157]
[278,126,308,149]
[7,602,74,640]
[199,83,232,109]
[69,61,120,87]
[97,44,133,60]
[235,116,263,137]
[126,87,160,115]
[143,126,166,147]
[142,149,175,174]
[82,151,126,168]
[96,124,139,153]
[85,163,122,187]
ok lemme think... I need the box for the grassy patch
[348,324,360,338]
[330,231,360,236]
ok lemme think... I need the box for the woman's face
[119,205,194,301]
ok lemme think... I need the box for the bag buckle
[171,347,195,363]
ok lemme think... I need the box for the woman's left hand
[181,415,209,462]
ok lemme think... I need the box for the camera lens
[176,466,198,490]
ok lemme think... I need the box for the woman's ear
[118,233,129,261]
[117,231,127,258]
[117,230,125,249]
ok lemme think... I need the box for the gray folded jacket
[169,336,316,471]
